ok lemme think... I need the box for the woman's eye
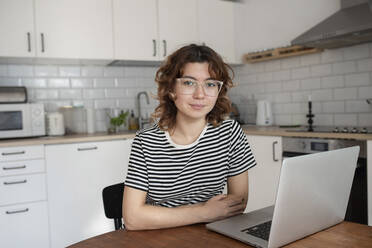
[206,82,217,87]
[183,80,195,86]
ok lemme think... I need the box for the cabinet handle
[41,33,45,53]
[77,146,98,151]
[163,40,167,57]
[6,208,29,214]
[1,151,25,156]
[3,165,26,170]
[272,141,279,162]
[152,39,156,56]
[3,179,27,185]
[27,32,31,52]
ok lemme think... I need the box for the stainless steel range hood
[291,0,372,49]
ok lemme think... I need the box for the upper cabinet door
[34,0,113,60]
[198,0,236,64]
[113,0,159,61]
[0,0,35,57]
[158,0,198,58]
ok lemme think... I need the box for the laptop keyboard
[241,221,272,241]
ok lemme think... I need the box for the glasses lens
[203,80,221,96]
[178,79,196,94]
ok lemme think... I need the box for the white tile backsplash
[291,67,311,80]
[0,65,7,76]
[345,73,370,87]
[59,66,81,77]
[310,64,332,77]
[34,65,58,77]
[8,65,33,77]
[48,78,70,88]
[233,42,372,126]
[81,66,104,77]
[3,42,372,130]
[343,44,370,60]
[332,61,357,75]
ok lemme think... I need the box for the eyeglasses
[175,78,223,97]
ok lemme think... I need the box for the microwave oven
[0,103,45,139]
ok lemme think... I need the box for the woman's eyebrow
[182,75,215,80]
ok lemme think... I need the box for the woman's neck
[169,115,207,145]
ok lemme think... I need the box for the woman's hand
[202,194,246,222]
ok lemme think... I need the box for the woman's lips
[190,104,205,110]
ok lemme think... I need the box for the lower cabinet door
[0,201,49,248]
[46,139,132,248]
[245,135,282,213]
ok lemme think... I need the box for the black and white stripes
[125,119,256,207]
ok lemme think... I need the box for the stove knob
[342,127,349,133]
[361,127,368,134]
[333,127,339,133]
[351,127,358,133]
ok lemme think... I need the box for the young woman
[123,44,256,230]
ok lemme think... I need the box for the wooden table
[68,222,372,248]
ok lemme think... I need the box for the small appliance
[256,100,273,126]
[46,112,65,136]
[0,103,45,139]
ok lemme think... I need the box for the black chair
[102,182,125,230]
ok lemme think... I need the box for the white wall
[234,0,340,56]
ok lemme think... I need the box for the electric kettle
[256,100,273,126]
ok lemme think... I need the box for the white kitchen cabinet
[158,0,199,57]
[198,0,236,64]
[366,141,372,226]
[113,0,198,61]
[34,0,113,60]
[0,201,50,248]
[245,135,282,213]
[0,145,49,248]
[113,0,159,61]
[0,0,35,57]
[46,139,132,248]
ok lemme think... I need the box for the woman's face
[173,62,218,122]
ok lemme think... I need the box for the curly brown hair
[152,44,234,131]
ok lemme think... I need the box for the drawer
[0,159,45,177]
[0,201,49,248]
[0,145,44,162]
[0,174,46,206]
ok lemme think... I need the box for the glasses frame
[175,78,224,97]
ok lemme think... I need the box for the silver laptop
[206,146,359,248]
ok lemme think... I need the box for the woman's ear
[169,92,176,100]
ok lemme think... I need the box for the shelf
[244,45,323,63]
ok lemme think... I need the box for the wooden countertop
[0,131,137,147]
[242,125,372,140]
[1,125,372,147]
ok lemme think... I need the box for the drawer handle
[3,179,27,185]
[6,208,29,214]
[272,141,279,162]
[1,151,25,156]
[3,165,26,170]
[77,146,98,151]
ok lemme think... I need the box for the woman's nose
[193,84,205,98]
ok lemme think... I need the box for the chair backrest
[102,182,125,230]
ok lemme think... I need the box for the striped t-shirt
[124,119,256,207]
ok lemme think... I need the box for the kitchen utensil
[46,112,65,136]
[256,100,273,126]
[86,108,95,134]
[60,106,86,134]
